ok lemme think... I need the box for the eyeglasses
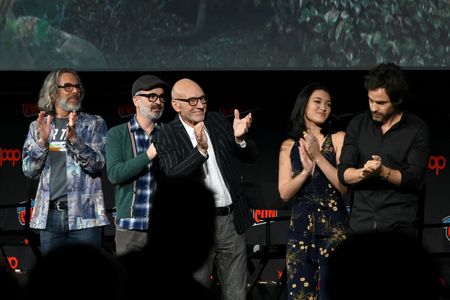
[136,93,167,103]
[174,95,208,106]
[57,83,83,92]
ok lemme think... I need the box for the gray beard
[139,105,163,122]
[150,111,163,122]
[56,97,81,112]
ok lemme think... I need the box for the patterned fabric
[117,117,155,230]
[287,134,349,300]
[154,111,256,234]
[22,112,109,230]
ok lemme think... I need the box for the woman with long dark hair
[278,83,349,299]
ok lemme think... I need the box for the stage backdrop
[0,70,449,282]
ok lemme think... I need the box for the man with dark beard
[338,63,430,239]
[22,68,109,256]
[105,75,169,255]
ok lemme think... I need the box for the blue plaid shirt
[117,116,157,230]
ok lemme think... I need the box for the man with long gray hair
[22,68,109,256]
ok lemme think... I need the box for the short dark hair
[364,63,409,109]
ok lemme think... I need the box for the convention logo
[252,209,278,223]
[7,256,18,270]
[118,103,135,118]
[16,200,35,226]
[22,102,39,117]
[277,269,284,280]
[0,148,21,167]
[428,155,446,176]
[442,216,450,242]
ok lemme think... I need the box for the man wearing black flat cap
[106,74,170,255]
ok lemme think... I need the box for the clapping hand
[302,131,321,161]
[36,111,52,147]
[194,122,208,154]
[361,155,382,178]
[233,109,252,142]
[67,111,78,144]
[299,138,314,175]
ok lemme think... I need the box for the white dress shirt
[179,116,232,208]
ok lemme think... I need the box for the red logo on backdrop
[118,104,135,118]
[428,156,446,176]
[22,102,39,117]
[7,257,18,270]
[252,209,278,223]
[0,148,21,167]
[277,269,284,280]
[16,200,35,226]
[442,216,450,242]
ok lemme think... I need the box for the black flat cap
[132,75,169,96]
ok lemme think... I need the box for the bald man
[154,78,257,300]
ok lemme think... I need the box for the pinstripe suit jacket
[154,111,255,234]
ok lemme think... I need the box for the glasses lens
[187,95,207,106]
[139,93,166,103]
[59,84,82,92]
[148,94,158,102]
[157,94,166,102]
[188,98,198,106]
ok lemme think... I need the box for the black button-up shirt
[338,111,430,233]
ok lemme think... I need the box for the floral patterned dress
[287,134,349,300]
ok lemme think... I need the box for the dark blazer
[154,111,255,234]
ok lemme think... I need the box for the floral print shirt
[22,112,109,230]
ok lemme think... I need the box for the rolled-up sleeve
[338,117,360,186]
[399,123,430,189]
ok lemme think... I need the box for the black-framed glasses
[136,93,167,103]
[57,83,83,92]
[174,95,208,106]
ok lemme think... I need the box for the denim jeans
[39,207,102,256]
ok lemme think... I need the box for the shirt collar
[178,115,196,139]
[129,115,140,132]
[371,111,407,130]
[129,115,159,133]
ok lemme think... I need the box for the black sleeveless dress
[286,134,349,299]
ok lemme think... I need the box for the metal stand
[247,216,289,300]
[0,199,41,270]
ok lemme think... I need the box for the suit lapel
[204,114,222,162]
[204,114,217,146]
[171,116,192,152]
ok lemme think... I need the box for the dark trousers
[194,213,248,300]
